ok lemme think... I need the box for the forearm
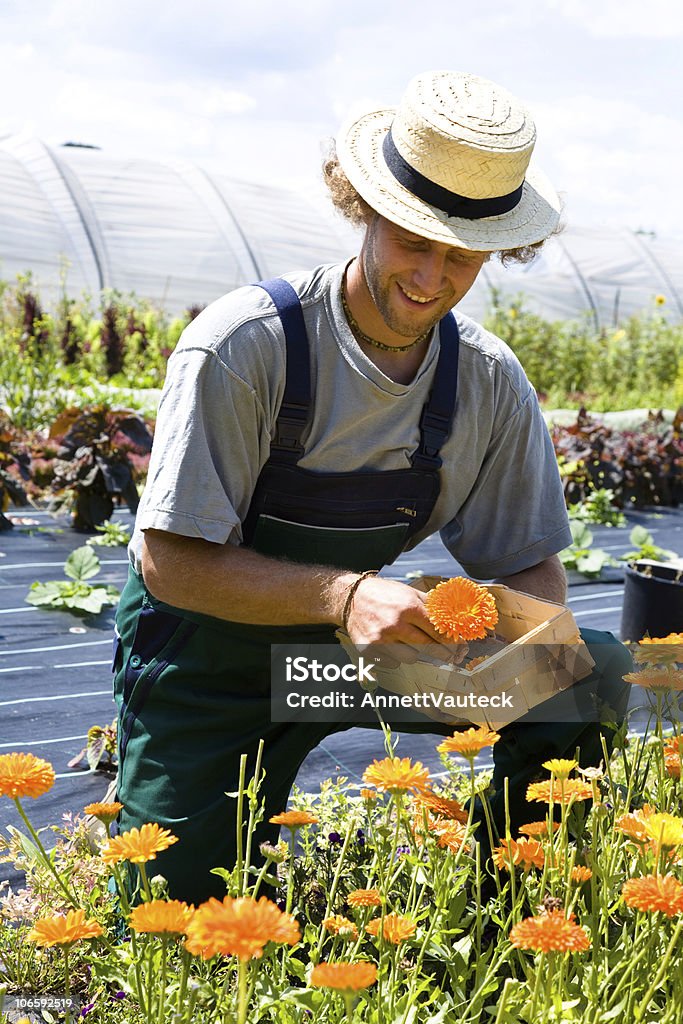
[141,529,356,626]
[495,554,567,605]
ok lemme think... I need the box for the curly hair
[321,142,555,266]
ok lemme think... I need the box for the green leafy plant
[67,720,118,772]
[559,520,617,577]
[86,518,132,547]
[567,487,627,527]
[26,546,120,614]
[620,525,678,563]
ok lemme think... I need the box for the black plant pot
[620,561,683,641]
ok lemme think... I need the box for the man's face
[360,216,489,339]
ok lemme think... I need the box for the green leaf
[64,545,101,581]
[26,581,64,606]
[569,520,593,547]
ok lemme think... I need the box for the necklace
[341,282,431,353]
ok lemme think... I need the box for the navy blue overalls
[113,279,632,904]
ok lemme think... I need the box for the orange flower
[526,779,593,805]
[360,788,379,801]
[100,823,179,864]
[465,656,488,670]
[415,790,468,823]
[310,961,377,992]
[492,838,545,872]
[622,874,683,917]
[665,755,681,779]
[366,912,417,944]
[0,753,55,800]
[431,819,469,853]
[641,813,683,849]
[28,909,103,947]
[425,577,498,642]
[663,736,683,758]
[639,633,683,645]
[347,888,382,909]
[84,801,123,824]
[615,805,656,843]
[362,756,430,794]
[269,810,319,829]
[624,667,683,691]
[509,910,590,953]
[185,895,300,961]
[518,821,560,838]
[323,915,358,939]
[571,866,593,884]
[437,727,500,759]
[129,899,195,936]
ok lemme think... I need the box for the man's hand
[344,575,468,666]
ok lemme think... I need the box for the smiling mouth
[398,284,438,305]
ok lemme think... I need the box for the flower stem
[13,797,79,909]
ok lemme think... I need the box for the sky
[1,0,682,236]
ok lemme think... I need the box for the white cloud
[547,0,683,37]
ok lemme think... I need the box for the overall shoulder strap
[255,278,311,463]
[411,312,460,471]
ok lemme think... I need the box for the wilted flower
[323,915,358,939]
[425,577,498,642]
[414,790,468,823]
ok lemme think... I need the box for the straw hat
[336,70,561,252]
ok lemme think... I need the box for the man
[113,71,631,903]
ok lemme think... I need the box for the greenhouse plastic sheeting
[0,134,681,326]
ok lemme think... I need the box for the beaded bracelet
[341,570,379,632]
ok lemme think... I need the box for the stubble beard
[361,236,455,341]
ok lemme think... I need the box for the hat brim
[337,108,562,251]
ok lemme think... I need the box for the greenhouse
[1,132,682,327]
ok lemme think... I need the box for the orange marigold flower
[639,633,683,645]
[465,656,488,670]
[415,790,468,823]
[129,899,195,936]
[492,838,545,872]
[622,874,683,917]
[185,895,300,961]
[347,888,382,908]
[437,727,500,759]
[509,910,590,953]
[425,577,498,642]
[518,821,560,838]
[362,756,430,794]
[366,912,417,944]
[526,779,593,805]
[431,819,469,853]
[269,810,319,829]
[0,753,55,800]
[323,915,358,939]
[542,758,578,779]
[310,961,377,992]
[100,823,179,864]
[615,805,656,843]
[624,667,683,691]
[665,754,681,779]
[663,736,683,758]
[571,866,593,884]
[28,909,103,947]
[84,801,123,823]
[360,788,379,801]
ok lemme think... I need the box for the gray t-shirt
[132,262,571,579]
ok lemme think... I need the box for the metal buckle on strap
[273,403,308,451]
